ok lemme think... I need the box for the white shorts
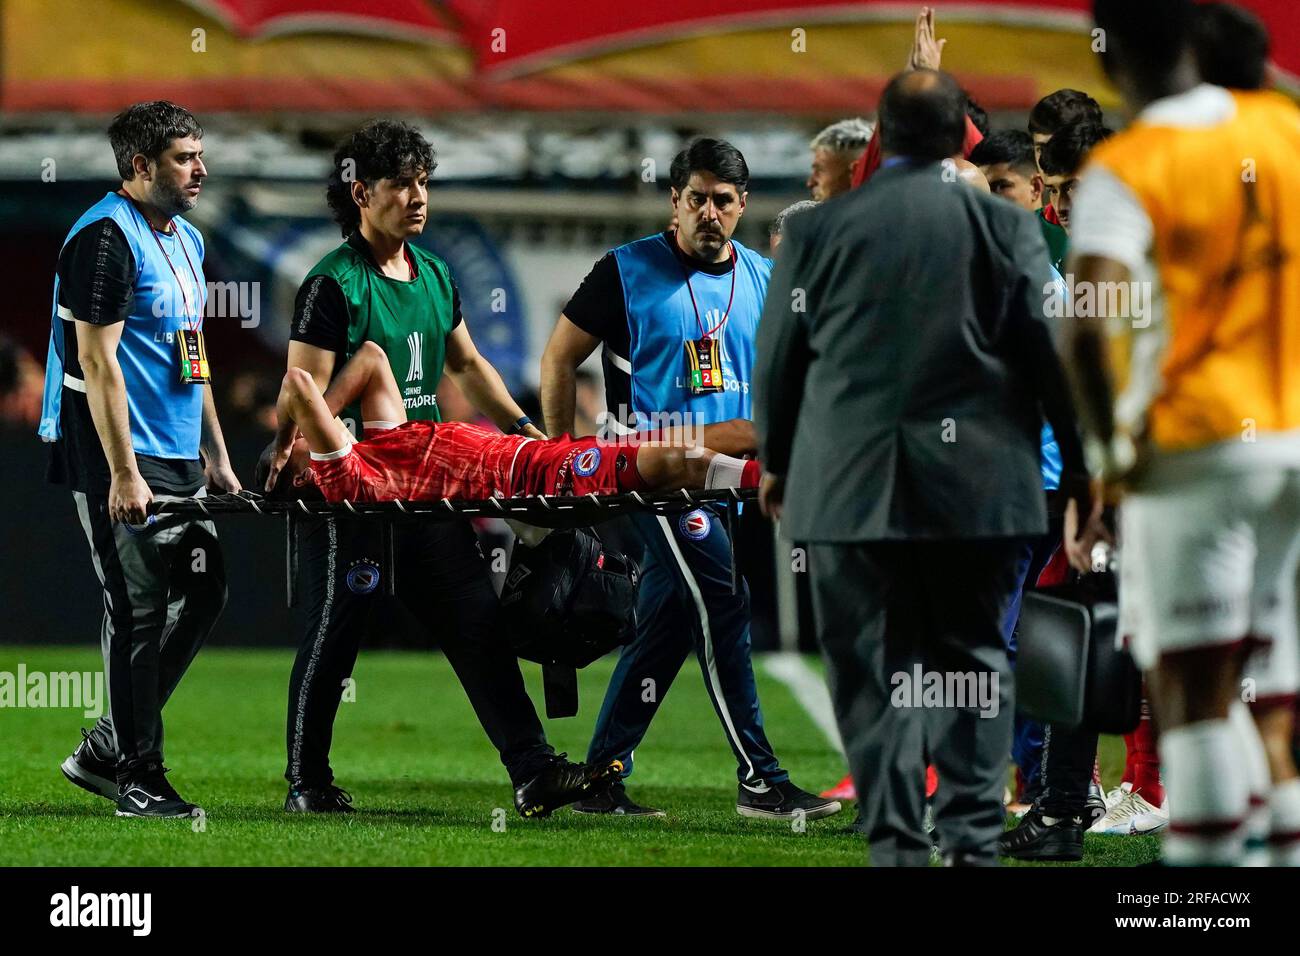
[1120,467,1300,702]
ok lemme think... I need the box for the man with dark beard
[40,101,240,818]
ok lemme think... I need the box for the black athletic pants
[74,492,227,777]
[1037,723,1100,818]
[285,516,554,789]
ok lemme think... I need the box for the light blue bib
[39,193,206,459]
[613,233,770,429]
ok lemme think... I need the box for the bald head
[879,69,968,162]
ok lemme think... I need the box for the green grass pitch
[0,646,1159,866]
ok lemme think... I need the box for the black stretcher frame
[147,488,754,606]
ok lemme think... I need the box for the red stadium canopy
[3,0,1296,114]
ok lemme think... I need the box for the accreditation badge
[683,336,723,394]
[178,329,211,385]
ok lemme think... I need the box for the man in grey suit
[754,69,1090,866]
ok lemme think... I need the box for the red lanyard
[126,194,204,330]
[675,232,736,342]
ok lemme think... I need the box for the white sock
[504,519,552,548]
[705,453,746,489]
[1161,719,1249,866]
[1269,778,1300,866]
[1230,701,1272,865]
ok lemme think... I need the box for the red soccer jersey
[309,420,530,503]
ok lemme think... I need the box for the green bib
[305,235,456,432]
[1037,208,1070,274]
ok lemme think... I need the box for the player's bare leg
[321,340,408,430]
[634,445,712,489]
[274,368,348,456]
[1253,702,1300,864]
[633,444,758,491]
[1254,705,1299,785]
[268,341,408,480]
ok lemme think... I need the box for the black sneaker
[999,807,1084,862]
[515,755,623,819]
[572,780,665,817]
[285,784,355,813]
[115,766,200,819]
[60,728,118,801]
[736,780,842,822]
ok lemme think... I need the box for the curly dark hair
[325,120,437,236]
[107,101,203,180]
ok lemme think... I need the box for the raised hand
[908,6,947,71]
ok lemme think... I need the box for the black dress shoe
[285,784,355,813]
[999,807,1084,862]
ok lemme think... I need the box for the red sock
[741,459,761,488]
[1130,699,1164,806]
[1122,733,1137,786]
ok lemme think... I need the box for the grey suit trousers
[808,538,1022,866]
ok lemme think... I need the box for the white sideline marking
[760,652,844,755]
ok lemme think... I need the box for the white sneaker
[1103,781,1132,811]
[1090,790,1169,835]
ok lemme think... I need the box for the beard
[693,228,726,257]
[151,176,198,218]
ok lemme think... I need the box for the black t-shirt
[561,230,735,420]
[50,217,205,496]
[288,232,463,356]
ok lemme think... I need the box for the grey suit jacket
[755,160,1085,543]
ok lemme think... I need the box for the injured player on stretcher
[258,341,761,504]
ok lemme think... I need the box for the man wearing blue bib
[541,139,839,821]
[38,102,240,819]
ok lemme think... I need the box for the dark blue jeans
[586,508,786,786]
